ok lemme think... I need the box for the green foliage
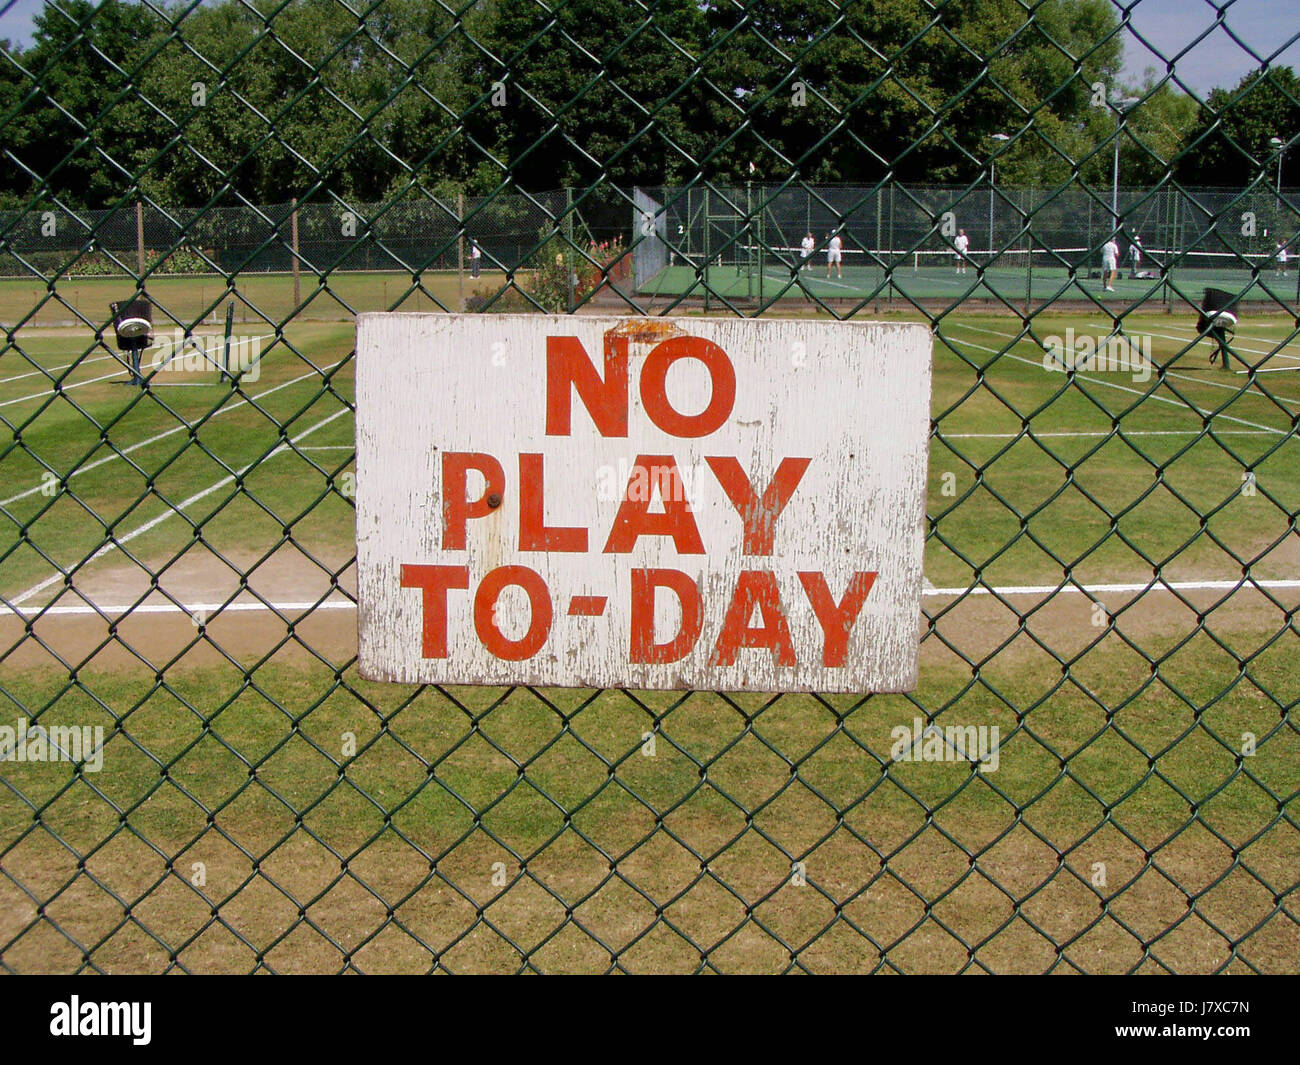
[0,0,1215,208]
[1177,68,1300,188]
[525,229,574,313]
[0,244,214,278]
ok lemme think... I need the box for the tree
[693,0,1124,186]
[11,0,161,209]
[465,0,705,191]
[1176,67,1300,189]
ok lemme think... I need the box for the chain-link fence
[0,0,1297,974]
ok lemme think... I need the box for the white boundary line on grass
[1084,321,1300,368]
[1081,319,1300,389]
[957,320,1299,412]
[0,598,355,619]
[926,579,1300,597]
[0,359,347,509]
[0,369,124,407]
[940,324,1288,436]
[3,579,1297,620]
[943,429,1277,439]
[0,331,283,406]
[0,353,114,385]
[1148,320,1300,350]
[8,406,352,607]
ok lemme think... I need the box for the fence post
[457,192,465,312]
[565,187,574,313]
[291,198,300,309]
[703,187,711,312]
[888,182,895,304]
[136,200,145,280]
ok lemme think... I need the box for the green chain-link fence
[1,0,1297,973]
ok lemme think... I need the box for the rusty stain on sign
[355,314,932,693]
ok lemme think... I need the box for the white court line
[0,598,354,619]
[924,579,1300,598]
[941,429,1277,439]
[945,322,1293,430]
[0,369,124,408]
[762,270,861,293]
[7,405,352,607]
[0,360,347,509]
[3,579,1296,620]
[0,331,283,405]
[963,319,1287,406]
[1123,321,1300,370]
[1149,321,1300,348]
[297,445,354,451]
[0,353,114,385]
[1084,321,1300,363]
[1078,320,1300,400]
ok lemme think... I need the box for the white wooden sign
[356,315,931,692]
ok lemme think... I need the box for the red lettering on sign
[442,452,505,550]
[400,564,469,658]
[546,335,628,438]
[640,336,736,438]
[706,456,811,555]
[473,565,553,661]
[629,568,702,663]
[603,455,705,555]
[711,570,796,667]
[798,571,878,667]
[568,595,607,616]
[519,453,587,551]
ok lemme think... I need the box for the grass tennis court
[0,270,519,328]
[639,255,1300,307]
[2,298,1297,971]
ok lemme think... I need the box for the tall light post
[989,132,1010,255]
[1269,136,1285,196]
[1109,95,1139,231]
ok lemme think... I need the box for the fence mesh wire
[0,0,1298,974]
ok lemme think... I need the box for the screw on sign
[355,316,932,693]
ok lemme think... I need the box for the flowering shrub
[575,236,630,299]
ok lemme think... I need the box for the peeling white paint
[355,314,932,692]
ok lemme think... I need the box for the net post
[221,299,234,383]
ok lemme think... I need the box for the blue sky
[1,0,1298,96]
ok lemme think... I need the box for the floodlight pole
[1109,98,1138,231]
[989,159,994,254]
[1112,135,1120,228]
[988,133,1009,256]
